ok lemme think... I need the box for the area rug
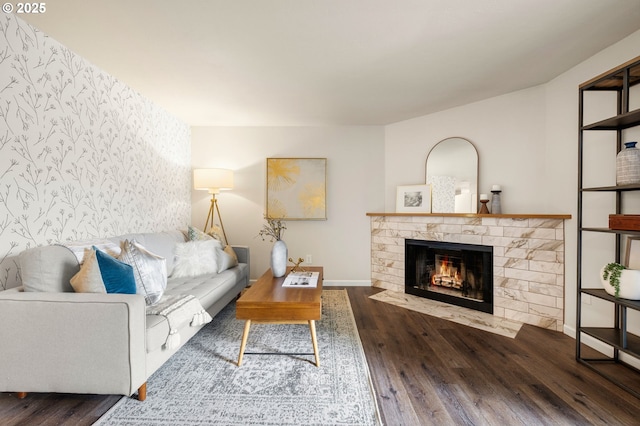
[369,289,522,338]
[96,290,381,425]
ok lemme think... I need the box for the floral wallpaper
[0,15,191,290]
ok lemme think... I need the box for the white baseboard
[563,324,576,339]
[324,280,372,287]
[564,324,614,357]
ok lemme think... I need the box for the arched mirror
[425,137,478,213]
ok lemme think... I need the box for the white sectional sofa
[0,230,249,400]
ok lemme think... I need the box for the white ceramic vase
[270,240,288,278]
[600,266,640,299]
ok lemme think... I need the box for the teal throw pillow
[94,247,136,294]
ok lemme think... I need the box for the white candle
[492,185,501,191]
[480,193,488,200]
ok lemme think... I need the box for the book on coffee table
[282,271,320,288]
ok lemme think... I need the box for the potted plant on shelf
[258,216,288,278]
[601,262,640,300]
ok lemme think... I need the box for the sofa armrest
[0,288,147,397]
[231,245,250,265]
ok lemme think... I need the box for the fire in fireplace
[405,239,493,313]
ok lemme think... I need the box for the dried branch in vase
[257,216,287,242]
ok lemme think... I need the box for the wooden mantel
[366,212,571,219]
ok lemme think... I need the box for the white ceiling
[21,0,640,126]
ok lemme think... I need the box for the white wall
[385,86,548,213]
[190,126,385,283]
[189,28,640,339]
[544,30,640,339]
[384,28,640,336]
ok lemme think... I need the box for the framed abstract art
[266,158,327,220]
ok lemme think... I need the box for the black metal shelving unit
[577,55,640,398]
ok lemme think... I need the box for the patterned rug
[96,290,381,425]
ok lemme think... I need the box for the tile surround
[369,214,568,331]
[369,290,522,338]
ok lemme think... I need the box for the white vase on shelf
[270,240,288,278]
[600,266,640,300]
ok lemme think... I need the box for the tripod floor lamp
[193,168,234,245]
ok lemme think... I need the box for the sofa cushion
[19,245,78,292]
[70,248,136,294]
[119,239,167,306]
[166,266,247,308]
[63,239,120,264]
[144,268,242,352]
[171,240,221,278]
[110,231,186,277]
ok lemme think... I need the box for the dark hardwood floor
[1,286,639,425]
[349,287,640,425]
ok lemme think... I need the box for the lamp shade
[193,168,234,193]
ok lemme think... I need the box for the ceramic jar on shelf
[616,141,640,185]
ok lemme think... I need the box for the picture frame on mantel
[396,184,431,213]
[266,158,327,220]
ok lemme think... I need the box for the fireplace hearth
[405,239,493,313]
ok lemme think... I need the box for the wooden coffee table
[236,266,323,367]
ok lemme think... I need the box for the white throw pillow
[171,240,221,278]
[119,239,167,306]
[217,245,239,273]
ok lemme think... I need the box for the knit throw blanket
[146,294,212,350]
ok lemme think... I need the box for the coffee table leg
[238,320,252,366]
[309,320,320,367]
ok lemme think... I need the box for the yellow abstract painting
[266,158,326,220]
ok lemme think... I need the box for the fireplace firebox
[405,239,493,313]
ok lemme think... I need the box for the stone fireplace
[368,213,570,331]
[405,239,493,313]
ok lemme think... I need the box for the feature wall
[0,15,191,290]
